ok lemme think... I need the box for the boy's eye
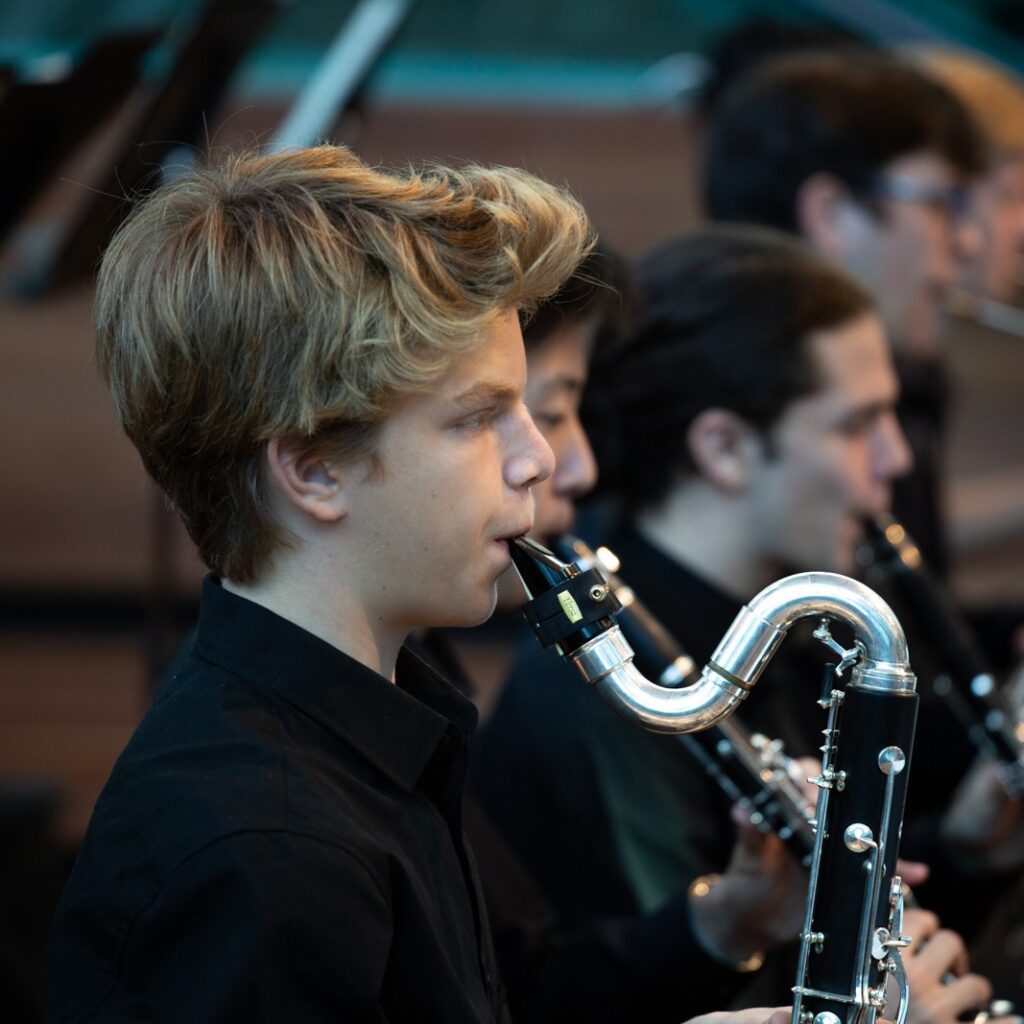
[836,413,874,437]
[532,411,567,431]
[454,407,498,430]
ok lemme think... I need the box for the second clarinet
[865,513,1024,796]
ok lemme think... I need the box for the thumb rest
[512,535,918,1024]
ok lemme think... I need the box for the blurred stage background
[2,1,1024,1018]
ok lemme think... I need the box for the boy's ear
[265,437,348,524]
[685,408,759,494]
[795,172,858,260]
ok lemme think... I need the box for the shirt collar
[193,577,478,793]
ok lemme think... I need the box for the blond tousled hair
[96,145,593,583]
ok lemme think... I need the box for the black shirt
[598,528,992,941]
[414,632,740,1024]
[892,353,951,580]
[476,526,828,928]
[46,577,506,1023]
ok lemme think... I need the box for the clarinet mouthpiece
[510,536,620,655]
[510,535,577,598]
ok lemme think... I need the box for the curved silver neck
[718,571,916,695]
[570,570,915,735]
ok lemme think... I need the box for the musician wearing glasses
[908,47,1024,565]
[913,48,1024,313]
[704,49,986,581]
[706,47,1024,947]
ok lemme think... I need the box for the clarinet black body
[793,674,918,1024]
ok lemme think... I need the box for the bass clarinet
[552,533,1014,1018]
[511,535,918,1024]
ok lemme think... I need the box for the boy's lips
[491,525,532,565]
[495,522,533,544]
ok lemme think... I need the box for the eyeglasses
[864,175,971,223]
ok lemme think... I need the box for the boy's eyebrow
[450,381,520,407]
[533,374,584,399]
[835,397,896,424]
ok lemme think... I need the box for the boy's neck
[635,484,776,603]
[222,567,405,682]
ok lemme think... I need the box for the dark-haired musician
[478,225,1003,1024]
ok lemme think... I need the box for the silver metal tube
[730,571,915,694]
[568,626,749,734]
[568,571,915,735]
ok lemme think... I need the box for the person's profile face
[524,318,598,543]
[493,317,598,612]
[962,156,1024,303]
[838,152,970,359]
[744,312,912,577]
[343,309,554,631]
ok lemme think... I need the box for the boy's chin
[448,585,500,629]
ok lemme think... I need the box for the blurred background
[3,1,1024,1019]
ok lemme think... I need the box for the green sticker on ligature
[557,591,583,623]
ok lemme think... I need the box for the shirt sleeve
[112,830,391,1023]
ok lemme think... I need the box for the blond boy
[46,146,590,1022]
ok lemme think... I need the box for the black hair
[586,224,875,511]
[698,16,870,116]
[704,50,987,233]
[522,245,629,354]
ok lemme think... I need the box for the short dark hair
[698,16,870,116]
[586,224,874,511]
[704,50,987,233]
[521,245,628,353]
